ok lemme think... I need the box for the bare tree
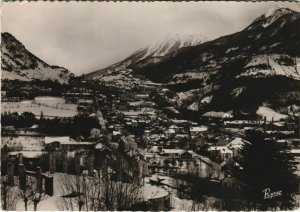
[56,173,85,211]
[18,176,35,211]
[1,176,18,211]
[18,175,47,211]
[57,170,142,211]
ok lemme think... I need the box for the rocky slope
[1,32,72,84]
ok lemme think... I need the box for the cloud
[2,1,300,75]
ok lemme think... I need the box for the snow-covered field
[2,96,77,117]
[2,136,44,150]
[16,173,66,211]
[256,106,288,121]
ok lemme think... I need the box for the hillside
[131,7,300,114]
[85,33,206,80]
[85,7,300,117]
[1,32,72,84]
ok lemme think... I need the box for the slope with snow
[85,33,206,80]
[1,32,72,83]
[239,54,300,79]
[84,7,300,117]
[254,6,295,28]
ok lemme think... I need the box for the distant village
[1,76,300,211]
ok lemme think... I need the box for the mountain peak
[254,6,296,28]
[133,33,206,61]
[264,5,292,18]
[1,32,72,83]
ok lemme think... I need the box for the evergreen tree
[232,130,298,210]
[118,140,125,153]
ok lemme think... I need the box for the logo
[262,188,282,199]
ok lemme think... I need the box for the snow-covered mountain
[136,33,205,60]
[85,33,206,80]
[1,32,72,83]
[250,6,295,28]
[85,7,300,115]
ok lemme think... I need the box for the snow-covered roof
[227,137,249,148]
[30,124,39,129]
[9,151,45,158]
[224,120,264,125]
[45,136,70,144]
[162,149,185,155]
[190,126,208,132]
[142,186,169,200]
[290,149,300,154]
[113,131,122,136]
[45,136,92,145]
[128,101,143,106]
[166,128,176,134]
[208,146,233,154]
[202,111,233,118]
[94,143,105,149]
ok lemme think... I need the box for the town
[1,74,299,211]
[1,2,300,211]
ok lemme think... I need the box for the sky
[2,1,300,75]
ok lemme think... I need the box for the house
[45,136,94,151]
[90,128,101,138]
[160,149,185,158]
[179,151,193,160]
[208,146,233,161]
[134,94,150,100]
[224,120,264,129]
[160,149,193,160]
[226,137,249,156]
[190,126,208,136]
[202,111,233,119]
[164,128,176,139]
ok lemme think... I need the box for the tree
[231,130,298,210]
[18,175,47,211]
[118,140,125,153]
[40,111,44,120]
[57,171,142,211]
[1,176,18,210]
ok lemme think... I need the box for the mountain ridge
[84,7,300,115]
[1,32,72,84]
[84,33,206,80]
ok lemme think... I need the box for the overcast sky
[2,1,300,75]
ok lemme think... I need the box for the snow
[256,106,288,121]
[138,33,206,60]
[230,87,246,98]
[261,6,294,28]
[2,136,44,150]
[240,54,300,79]
[142,185,169,200]
[190,126,208,132]
[15,173,65,211]
[173,89,201,106]
[162,149,185,155]
[200,95,213,104]
[170,72,208,84]
[188,102,199,111]
[2,97,78,118]
[202,111,233,118]
[9,151,45,158]
[226,47,239,54]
